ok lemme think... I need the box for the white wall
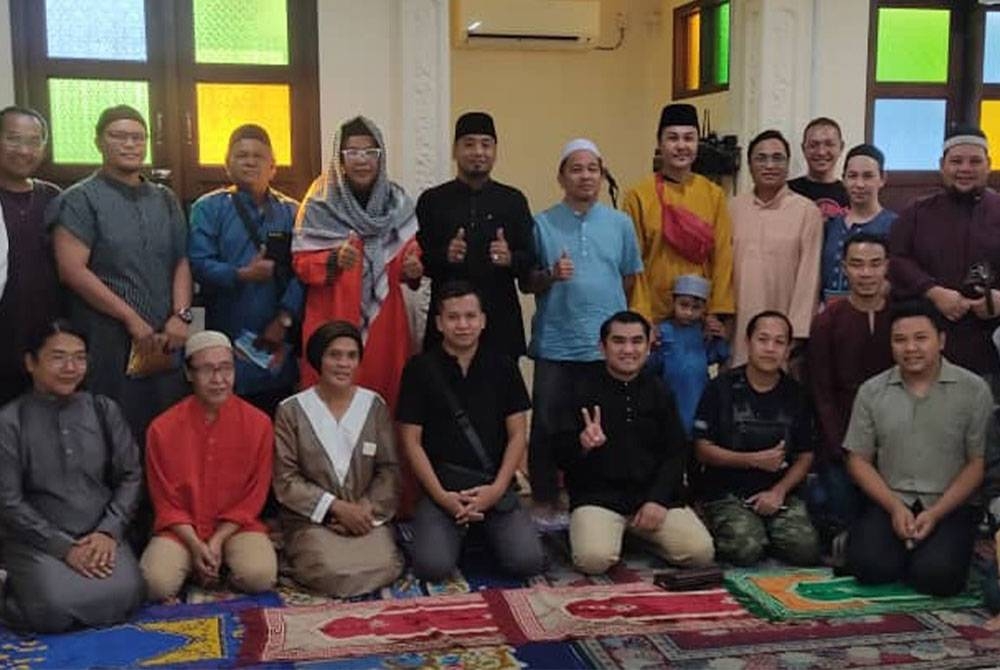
[0,0,14,107]
[810,0,870,151]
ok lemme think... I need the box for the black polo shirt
[396,344,531,472]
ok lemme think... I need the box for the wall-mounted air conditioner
[454,0,601,50]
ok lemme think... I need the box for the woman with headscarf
[293,117,423,413]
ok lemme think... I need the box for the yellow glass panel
[981,100,1000,163]
[686,11,701,91]
[195,83,292,166]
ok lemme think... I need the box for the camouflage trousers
[702,494,821,567]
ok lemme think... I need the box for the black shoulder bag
[426,359,519,513]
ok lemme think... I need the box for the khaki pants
[569,505,714,575]
[140,532,277,601]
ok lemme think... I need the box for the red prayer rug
[483,582,748,646]
[239,592,505,663]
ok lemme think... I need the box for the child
[647,275,729,436]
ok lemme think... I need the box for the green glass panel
[194,0,289,65]
[715,2,730,86]
[48,78,150,164]
[875,8,949,83]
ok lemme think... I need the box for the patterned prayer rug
[725,567,981,620]
[483,583,748,645]
[572,608,1000,669]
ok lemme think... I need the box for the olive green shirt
[844,358,991,506]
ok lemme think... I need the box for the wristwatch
[175,307,194,324]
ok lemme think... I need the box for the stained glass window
[872,98,946,170]
[193,0,289,65]
[980,101,1000,160]
[673,1,729,97]
[45,0,147,61]
[48,78,150,164]
[196,83,292,166]
[985,13,1000,84]
[875,8,950,83]
[686,11,701,91]
[714,2,730,86]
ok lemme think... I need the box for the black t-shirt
[396,345,531,472]
[692,366,814,500]
[787,176,849,219]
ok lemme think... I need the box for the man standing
[693,311,821,566]
[527,139,643,509]
[0,106,62,406]
[189,124,303,415]
[398,281,545,580]
[787,117,849,219]
[845,301,990,596]
[141,331,277,600]
[50,105,190,438]
[808,232,894,536]
[623,103,734,330]
[558,311,714,575]
[416,112,536,359]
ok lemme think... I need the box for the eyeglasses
[751,153,789,166]
[188,362,235,378]
[1,134,45,149]
[341,148,381,162]
[105,130,147,144]
[44,352,88,368]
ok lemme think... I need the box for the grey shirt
[844,358,992,506]
[0,392,143,559]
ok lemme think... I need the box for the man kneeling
[141,331,277,600]
[558,311,714,574]
[845,301,990,596]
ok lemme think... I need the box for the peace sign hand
[579,405,606,452]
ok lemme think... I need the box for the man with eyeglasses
[788,117,849,219]
[50,105,190,440]
[141,330,277,601]
[729,130,822,367]
[0,106,63,406]
[188,124,303,416]
[415,111,537,359]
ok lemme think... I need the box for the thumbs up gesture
[552,248,574,281]
[336,231,361,271]
[579,405,606,452]
[402,243,423,281]
[489,227,510,267]
[447,227,467,264]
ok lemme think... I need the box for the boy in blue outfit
[648,275,729,436]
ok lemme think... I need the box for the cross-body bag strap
[230,190,265,249]
[425,355,497,474]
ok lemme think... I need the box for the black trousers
[845,500,979,596]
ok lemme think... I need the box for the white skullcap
[184,330,232,359]
[559,138,602,165]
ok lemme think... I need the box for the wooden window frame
[672,0,730,101]
[8,0,321,204]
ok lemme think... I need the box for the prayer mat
[483,582,748,645]
[238,592,506,664]
[725,567,981,620]
[573,608,1000,669]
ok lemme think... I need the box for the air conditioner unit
[454,0,601,50]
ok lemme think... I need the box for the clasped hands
[889,502,939,548]
[65,532,118,579]
[438,483,505,525]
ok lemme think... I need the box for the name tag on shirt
[362,441,377,457]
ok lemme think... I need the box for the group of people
[0,96,998,635]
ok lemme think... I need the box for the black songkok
[454,112,497,142]
[95,104,147,137]
[657,103,699,139]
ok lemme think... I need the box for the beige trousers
[569,504,715,575]
[285,524,403,598]
[140,531,277,601]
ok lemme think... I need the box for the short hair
[306,320,364,371]
[227,123,272,152]
[745,310,793,340]
[24,319,88,359]
[802,117,843,143]
[843,143,885,174]
[95,105,147,137]
[599,310,651,343]
[434,279,482,313]
[0,105,49,142]
[843,231,889,257]
[747,129,790,163]
[890,299,946,333]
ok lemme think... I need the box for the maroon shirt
[889,189,1000,375]
[808,300,893,460]
[0,180,62,405]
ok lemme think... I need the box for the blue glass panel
[985,12,1000,84]
[872,98,946,170]
[45,0,147,61]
